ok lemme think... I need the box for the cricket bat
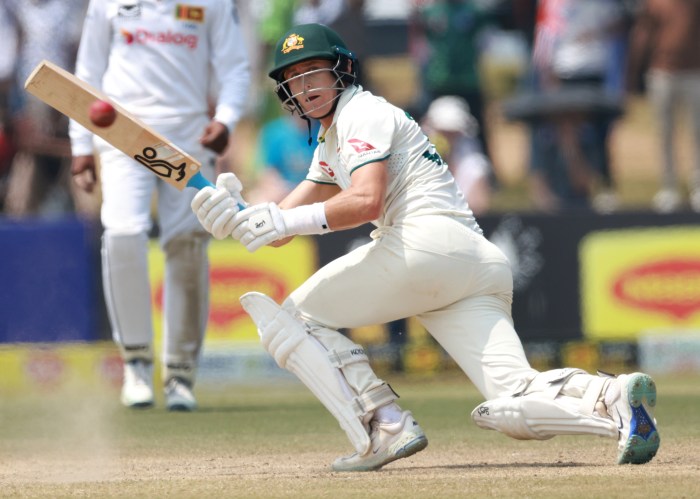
[23,59,214,191]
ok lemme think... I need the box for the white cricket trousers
[96,115,215,383]
[96,116,215,245]
[287,215,537,400]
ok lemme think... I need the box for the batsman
[192,24,660,471]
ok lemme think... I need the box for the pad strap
[328,345,369,368]
[518,368,587,399]
[580,375,609,416]
[353,383,398,416]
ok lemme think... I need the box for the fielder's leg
[240,292,427,472]
[154,120,215,411]
[98,138,159,408]
[161,232,210,411]
[647,70,682,212]
[102,230,154,408]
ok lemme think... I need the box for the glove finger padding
[216,172,243,192]
[216,172,247,208]
[191,186,216,213]
[211,205,240,239]
[240,229,277,251]
[191,186,240,239]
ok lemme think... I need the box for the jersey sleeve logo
[319,161,335,178]
[347,138,376,153]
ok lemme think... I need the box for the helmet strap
[302,115,313,146]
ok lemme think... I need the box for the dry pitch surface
[1,374,698,498]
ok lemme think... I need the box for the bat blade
[23,59,212,191]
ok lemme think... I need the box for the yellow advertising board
[148,236,317,346]
[580,226,700,340]
[0,342,122,395]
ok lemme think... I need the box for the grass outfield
[1,373,698,498]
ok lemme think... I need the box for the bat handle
[187,171,246,210]
[187,171,215,190]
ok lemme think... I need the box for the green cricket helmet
[269,24,358,120]
[268,23,357,82]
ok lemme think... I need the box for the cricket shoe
[604,372,660,464]
[331,410,428,472]
[165,377,197,412]
[121,360,154,409]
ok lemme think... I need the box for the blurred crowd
[2,0,700,218]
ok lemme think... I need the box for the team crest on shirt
[347,138,376,153]
[175,4,205,23]
[282,34,305,54]
[319,161,335,178]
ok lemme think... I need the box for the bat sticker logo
[134,147,186,181]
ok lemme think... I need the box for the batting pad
[471,393,618,440]
[240,292,373,455]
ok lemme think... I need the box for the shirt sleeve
[68,0,112,156]
[337,102,395,174]
[305,147,336,184]
[208,0,250,132]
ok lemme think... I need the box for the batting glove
[231,202,288,252]
[191,172,246,239]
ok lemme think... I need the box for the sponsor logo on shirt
[120,28,199,49]
[319,161,335,178]
[175,4,205,23]
[347,138,376,153]
[282,34,305,54]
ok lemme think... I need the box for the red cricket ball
[88,99,117,127]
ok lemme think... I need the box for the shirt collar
[318,84,362,140]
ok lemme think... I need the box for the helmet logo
[281,34,305,54]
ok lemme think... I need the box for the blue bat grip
[186,171,215,189]
[186,171,246,210]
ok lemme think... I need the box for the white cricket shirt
[307,86,481,231]
[70,0,250,156]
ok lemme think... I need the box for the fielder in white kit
[192,24,660,470]
[69,0,250,410]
